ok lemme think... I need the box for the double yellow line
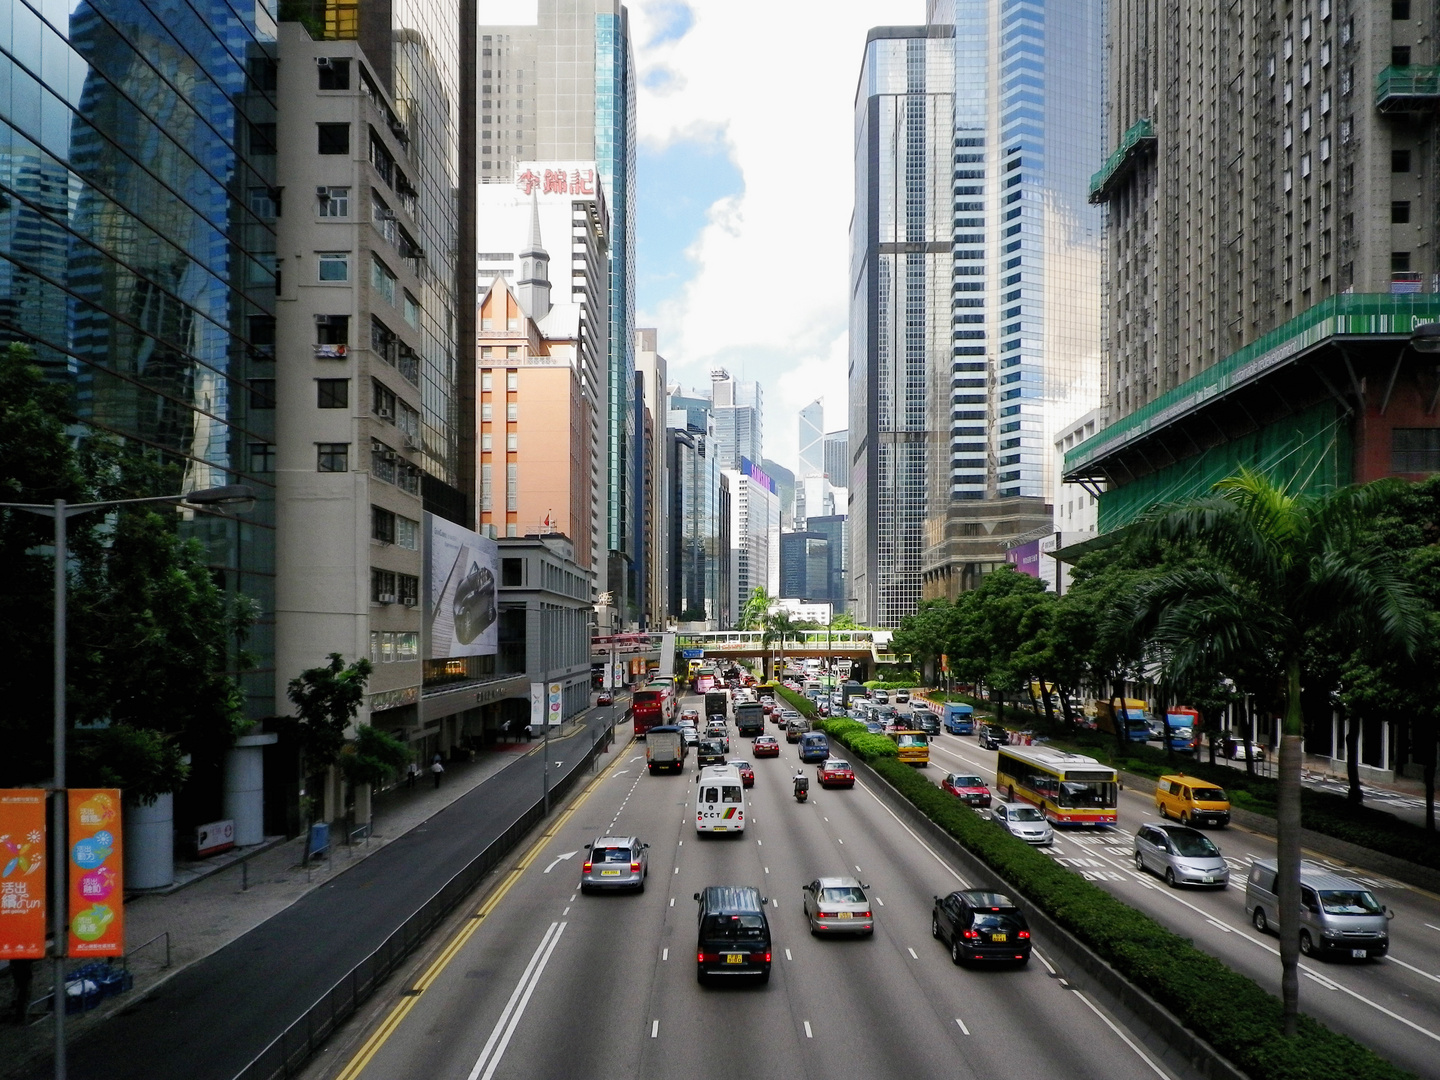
[333,737,633,1080]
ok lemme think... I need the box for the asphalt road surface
[923,724,1440,1078]
[311,695,1203,1080]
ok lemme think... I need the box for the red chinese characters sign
[516,166,596,197]
[0,790,47,959]
[67,789,123,957]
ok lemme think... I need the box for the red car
[941,773,992,808]
[753,735,780,758]
[761,702,774,716]
[818,759,855,788]
[728,760,755,787]
[596,691,613,706]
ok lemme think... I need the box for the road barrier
[232,721,614,1080]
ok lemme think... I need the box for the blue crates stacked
[64,961,133,1013]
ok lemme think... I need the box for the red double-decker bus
[632,684,674,737]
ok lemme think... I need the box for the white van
[694,765,746,835]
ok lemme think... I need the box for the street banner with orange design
[67,789,123,957]
[0,790,47,959]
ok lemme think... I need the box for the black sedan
[932,890,1031,965]
[696,739,727,767]
[978,724,1010,750]
[910,712,940,736]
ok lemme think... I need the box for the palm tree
[1132,468,1421,1036]
[762,608,796,682]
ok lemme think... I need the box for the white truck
[646,725,686,774]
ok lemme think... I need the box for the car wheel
[1134,850,1145,871]
[951,938,964,966]
[1252,907,1269,934]
[696,968,707,985]
[636,880,645,894]
[579,884,592,895]
[1180,811,1191,826]
[1299,930,1317,957]
[759,969,771,984]
[1156,802,1167,819]
[932,913,941,939]
[1164,868,1177,888]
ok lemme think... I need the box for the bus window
[722,785,742,804]
[1058,780,1117,808]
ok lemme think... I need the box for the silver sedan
[1133,822,1229,888]
[801,876,874,936]
[990,801,1055,845]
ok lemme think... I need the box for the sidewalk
[0,714,602,1080]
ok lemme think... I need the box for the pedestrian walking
[431,758,444,788]
[406,761,419,788]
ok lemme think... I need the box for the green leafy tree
[739,586,772,630]
[828,612,861,631]
[1133,468,1422,1036]
[890,599,958,683]
[339,724,412,787]
[285,653,374,777]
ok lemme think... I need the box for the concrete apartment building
[1067,0,1440,778]
[273,20,471,763]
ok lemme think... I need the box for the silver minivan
[1245,859,1392,959]
[1133,822,1229,888]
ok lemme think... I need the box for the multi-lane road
[920,716,1440,1077]
[306,694,1206,1080]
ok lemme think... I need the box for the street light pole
[0,486,253,1080]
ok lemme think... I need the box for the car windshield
[826,761,851,771]
[1192,787,1227,802]
[595,848,630,862]
[1056,779,1118,809]
[819,886,866,903]
[702,914,766,941]
[1009,807,1045,822]
[972,913,1022,931]
[1319,889,1383,915]
[1167,830,1219,857]
[953,776,984,788]
[700,740,722,752]
[896,733,927,747]
[729,761,751,769]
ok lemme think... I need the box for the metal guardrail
[1087,117,1155,202]
[1375,64,1440,110]
[231,724,613,1080]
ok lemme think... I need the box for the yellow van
[1154,774,1230,828]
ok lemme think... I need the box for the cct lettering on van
[695,766,746,835]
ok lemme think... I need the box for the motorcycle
[793,775,809,803]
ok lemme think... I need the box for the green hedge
[863,679,922,690]
[864,755,1411,1080]
[814,718,897,761]
[771,684,817,719]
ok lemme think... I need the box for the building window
[249,379,275,409]
[1393,149,1412,172]
[502,558,523,586]
[482,402,493,421]
[317,443,349,472]
[316,314,349,345]
[317,378,349,409]
[396,516,419,550]
[248,122,276,156]
[248,187,277,219]
[318,57,351,89]
[506,463,518,511]
[1393,201,1412,223]
[371,569,397,603]
[506,432,518,451]
[372,379,397,420]
[319,186,350,217]
[481,433,493,451]
[403,291,420,327]
[1393,46,1412,67]
[506,371,519,391]
[481,372,493,391]
[248,443,275,473]
[1392,428,1440,472]
[372,506,396,544]
[397,573,419,606]
[506,402,518,421]
[372,255,396,305]
[1395,0,1412,18]
[318,252,350,281]
[318,123,351,154]
[1392,251,1412,272]
[481,463,493,510]
[505,524,518,537]
[249,314,277,355]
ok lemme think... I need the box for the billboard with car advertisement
[424,513,499,659]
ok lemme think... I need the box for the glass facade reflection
[668,427,728,626]
[1,0,279,713]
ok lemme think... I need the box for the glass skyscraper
[849,25,955,627]
[1,0,279,711]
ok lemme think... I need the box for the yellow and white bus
[994,746,1118,827]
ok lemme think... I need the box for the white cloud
[632,0,920,473]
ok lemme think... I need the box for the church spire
[517,193,551,320]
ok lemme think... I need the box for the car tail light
[582,862,592,873]
[963,929,980,939]
[630,860,641,872]
[1018,930,1030,939]
[763,952,772,963]
[862,911,872,918]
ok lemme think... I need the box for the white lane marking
[955,1017,970,1036]
[651,1020,659,1038]
[678,840,683,847]
[466,921,567,1080]
[614,770,630,775]
[908,948,918,959]
[1035,949,1057,976]
[785,949,793,961]
[1305,971,1340,990]
[1383,955,1440,986]
[1204,918,1232,934]
[662,948,668,961]
[1425,923,1440,934]
[569,895,576,902]
[824,817,829,822]
[629,755,642,762]
[774,898,779,907]
[876,897,884,907]
[765,867,770,874]
[803,1021,813,1038]
[673,867,678,874]
[542,851,578,874]
[563,907,570,916]
[855,865,862,874]
[757,839,763,846]
[855,779,970,887]
[1068,986,1173,1079]
[669,897,674,907]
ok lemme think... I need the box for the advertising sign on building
[424,512,499,659]
[1005,539,1042,580]
[513,161,600,201]
[67,789,123,957]
[530,680,564,727]
[739,456,776,495]
[0,789,47,959]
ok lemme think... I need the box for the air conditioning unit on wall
[377,593,396,604]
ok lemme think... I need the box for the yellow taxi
[1154,774,1230,828]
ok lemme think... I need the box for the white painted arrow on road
[543,851,578,874]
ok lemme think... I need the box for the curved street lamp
[0,483,254,1079]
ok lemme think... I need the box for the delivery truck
[646,726,686,774]
[735,701,765,737]
[1094,697,1151,742]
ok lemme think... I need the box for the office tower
[799,399,826,477]
[273,0,476,768]
[476,170,610,576]
[779,531,833,602]
[849,25,955,627]
[636,329,669,629]
[1,1,281,724]
[710,368,763,469]
[904,1,1104,605]
[823,430,850,488]
[724,458,782,620]
[806,513,849,613]
[1067,0,1440,538]
[477,0,637,621]
[668,427,729,627]
[763,457,795,528]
